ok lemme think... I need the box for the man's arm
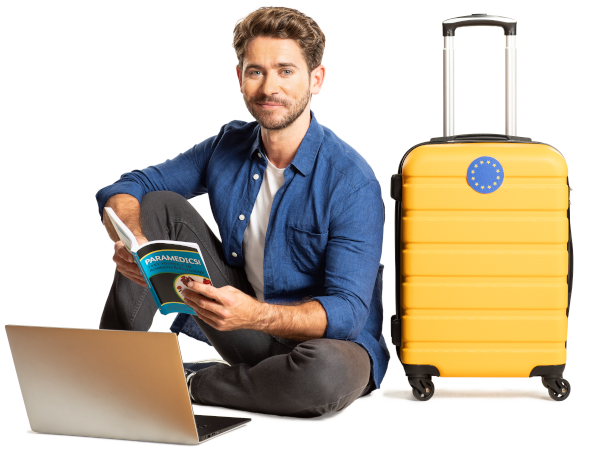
[311,180,384,341]
[96,132,223,287]
[182,180,384,342]
[103,194,149,287]
[103,193,147,243]
[181,282,327,341]
[95,132,221,221]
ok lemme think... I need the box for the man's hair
[233,7,325,73]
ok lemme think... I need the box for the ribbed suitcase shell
[398,141,569,377]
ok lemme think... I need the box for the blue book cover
[105,207,211,316]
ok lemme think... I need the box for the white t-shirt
[242,155,286,301]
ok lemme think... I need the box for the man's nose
[261,70,279,95]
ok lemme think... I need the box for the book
[104,207,211,316]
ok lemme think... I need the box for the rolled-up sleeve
[313,180,384,340]
[95,128,224,220]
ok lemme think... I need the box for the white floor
[2,312,596,461]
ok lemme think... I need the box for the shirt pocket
[286,225,329,275]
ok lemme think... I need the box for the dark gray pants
[100,191,373,417]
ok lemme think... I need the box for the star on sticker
[475,165,478,168]
[493,164,496,167]
[497,176,500,179]
[475,182,478,186]
[471,170,474,173]
[481,186,484,189]
[471,177,475,180]
[480,161,484,164]
[493,182,497,185]
[487,161,490,164]
[488,185,491,189]
[496,169,500,173]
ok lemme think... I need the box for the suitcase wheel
[542,377,571,401]
[408,376,435,401]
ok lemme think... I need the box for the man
[96,7,388,417]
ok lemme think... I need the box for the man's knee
[139,191,197,238]
[288,339,371,417]
[141,190,189,214]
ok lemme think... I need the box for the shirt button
[257,153,263,159]
[239,214,245,221]
[253,174,259,180]
[232,252,237,258]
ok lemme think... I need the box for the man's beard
[244,90,311,131]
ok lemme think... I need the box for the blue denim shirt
[96,113,389,387]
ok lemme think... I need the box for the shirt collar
[249,126,262,159]
[249,111,324,177]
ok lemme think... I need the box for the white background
[0,1,600,459]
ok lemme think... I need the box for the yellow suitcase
[390,15,572,401]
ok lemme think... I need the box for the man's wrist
[134,234,148,245]
[242,295,326,340]
[252,300,273,332]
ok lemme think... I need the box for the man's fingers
[123,260,140,273]
[115,261,146,283]
[126,275,146,287]
[123,270,145,284]
[116,266,147,287]
[187,297,228,330]
[182,290,226,316]
[192,305,223,326]
[117,247,134,263]
[117,272,146,287]
[182,283,256,332]
[114,254,133,267]
[114,258,142,277]
[188,281,209,293]
[194,309,221,330]
[115,243,134,263]
[186,281,228,304]
[112,240,145,287]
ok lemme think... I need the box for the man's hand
[105,194,150,287]
[182,281,264,331]
[113,236,148,287]
[182,280,328,340]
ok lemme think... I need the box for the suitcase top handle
[443,14,517,36]
[442,14,517,138]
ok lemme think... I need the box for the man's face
[237,37,322,131]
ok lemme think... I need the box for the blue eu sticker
[467,156,504,194]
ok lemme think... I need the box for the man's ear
[310,65,325,96]
[236,65,243,90]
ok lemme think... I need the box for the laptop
[5,325,251,445]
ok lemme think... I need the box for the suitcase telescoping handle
[443,14,517,137]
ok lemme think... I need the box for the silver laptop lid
[6,326,199,445]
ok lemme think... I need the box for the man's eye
[282,70,293,75]
[250,71,262,76]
